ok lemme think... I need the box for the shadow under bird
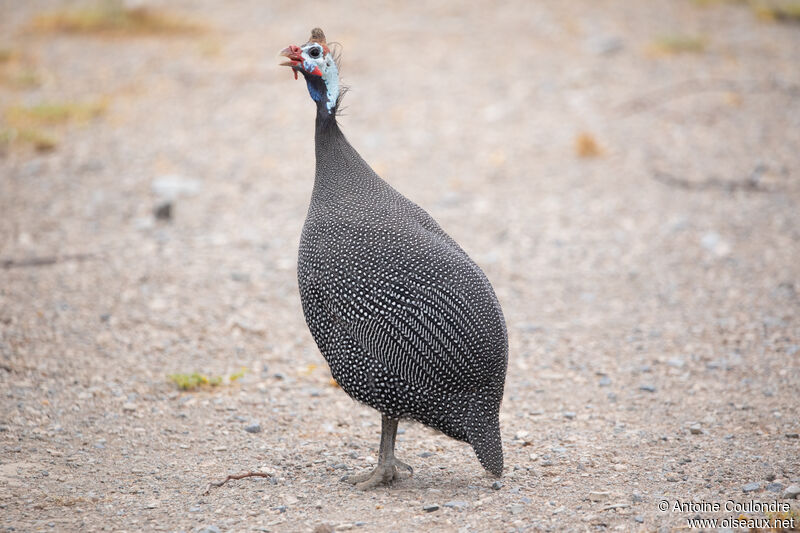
[280,28,509,489]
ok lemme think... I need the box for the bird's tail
[466,397,503,477]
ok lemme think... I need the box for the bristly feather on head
[280,28,348,118]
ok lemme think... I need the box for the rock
[598,376,611,387]
[312,525,334,533]
[639,385,656,393]
[122,402,137,412]
[153,201,172,220]
[422,504,439,512]
[786,433,799,439]
[700,231,730,256]
[782,484,800,499]
[196,527,221,533]
[631,493,644,503]
[666,473,680,482]
[766,482,783,492]
[151,175,201,200]
[742,482,761,493]
[492,481,503,490]
[563,412,576,420]
[144,501,158,509]
[585,36,624,56]
[589,491,610,502]
[689,424,703,435]
[417,452,435,458]
[443,500,468,510]
[245,422,262,434]
[766,473,776,481]
[635,516,644,523]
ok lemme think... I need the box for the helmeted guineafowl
[281,28,508,489]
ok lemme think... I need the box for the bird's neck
[313,114,380,196]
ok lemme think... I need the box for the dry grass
[0,69,42,89]
[574,132,602,158]
[0,48,16,63]
[0,128,58,152]
[6,101,107,126]
[750,0,800,21]
[2,100,107,152]
[167,368,247,391]
[0,48,42,89]
[692,0,800,22]
[30,0,205,36]
[651,34,708,54]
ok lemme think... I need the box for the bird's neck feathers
[306,61,340,121]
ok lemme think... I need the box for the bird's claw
[344,458,413,490]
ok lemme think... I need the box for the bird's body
[283,29,508,487]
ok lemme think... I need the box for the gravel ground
[1,1,799,532]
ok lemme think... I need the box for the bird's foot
[345,458,413,490]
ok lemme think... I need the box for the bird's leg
[345,415,413,490]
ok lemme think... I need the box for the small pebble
[563,412,576,420]
[639,385,656,393]
[418,452,435,458]
[491,481,503,490]
[598,376,611,387]
[766,482,783,492]
[197,526,221,533]
[509,504,524,515]
[423,504,439,512]
[666,473,680,482]
[786,433,799,439]
[634,516,644,523]
[742,482,761,493]
[689,424,703,435]
[245,422,262,434]
[443,500,468,510]
[153,201,172,220]
[122,402,137,412]
[782,484,800,499]
[588,491,610,502]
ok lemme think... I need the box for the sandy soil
[1,1,799,531]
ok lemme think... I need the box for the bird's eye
[308,47,321,58]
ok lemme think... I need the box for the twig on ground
[1,253,94,269]
[652,164,772,193]
[602,503,630,511]
[203,471,272,495]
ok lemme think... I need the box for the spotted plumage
[282,29,508,487]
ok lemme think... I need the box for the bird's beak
[280,45,303,65]
[280,45,304,79]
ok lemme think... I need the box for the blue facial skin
[303,73,331,115]
[306,79,323,103]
